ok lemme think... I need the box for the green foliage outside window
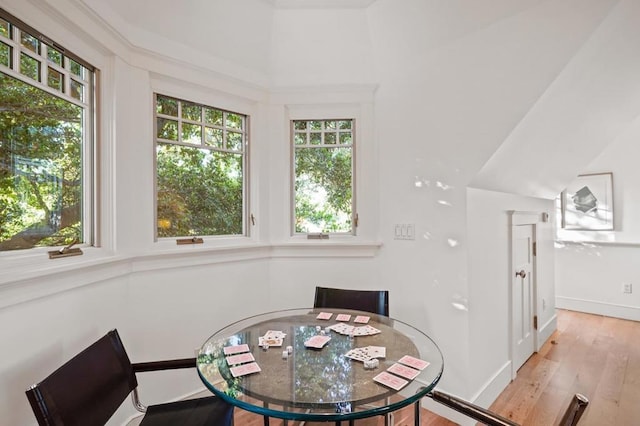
[293,119,354,234]
[0,72,83,251]
[155,95,246,238]
[156,145,243,237]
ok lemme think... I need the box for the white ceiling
[77,0,640,199]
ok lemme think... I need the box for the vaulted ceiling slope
[79,0,639,199]
[471,0,640,198]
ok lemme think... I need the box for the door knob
[515,270,527,279]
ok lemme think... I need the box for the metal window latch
[307,233,329,240]
[48,239,83,259]
[176,236,204,245]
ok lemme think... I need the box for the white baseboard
[556,296,640,321]
[122,388,209,426]
[537,312,557,351]
[421,361,512,426]
[471,361,512,407]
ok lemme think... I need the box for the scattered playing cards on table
[316,312,333,320]
[259,330,286,347]
[223,344,250,355]
[230,362,262,378]
[373,371,409,391]
[354,315,370,324]
[345,347,371,362]
[335,313,352,322]
[225,352,255,366]
[304,335,331,349]
[387,362,421,380]
[328,323,380,336]
[345,346,386,362]
[352,325,381,336]
[398,355,430,370]
[362,345,386,358]
[328,323,354,335]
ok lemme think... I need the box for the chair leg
[559,394,589,426]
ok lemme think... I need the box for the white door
[512,224,535,372]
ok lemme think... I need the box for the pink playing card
[230,362,262,377]
[336,314,351,322]
[223,344,250,355]
[387,363,421,380]
[354,315,370,324]
[226,352,255,366]
[398,355,430,370]
[304,335,331,348]
[316,312,333,320]
[373,371,409,391]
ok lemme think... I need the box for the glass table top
[197,308,443,422]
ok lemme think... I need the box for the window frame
[153,92,251,241]
[0,8,97,252]
[279,95,377,245]
[290,117,357,237]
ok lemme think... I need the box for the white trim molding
[556,296,640,322]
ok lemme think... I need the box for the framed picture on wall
[561,172,614,230]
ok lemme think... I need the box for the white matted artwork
[561,172,614,230]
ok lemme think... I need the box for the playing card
[263,330,286,340]
[373,371,409,391]
[230,362,262,378]
[398,355,430,370]
[335,314,352,322]
[316,312,333,320]
[345,348,371,362]
[354,315,370,324]
[328,323,354,335]
[259,336,283,347]
[354,325,380,336]
[226,352,255,365]
[304,335,331,348]
[387,362,420,380]
[223,344,250,355]
[362,346,386,358]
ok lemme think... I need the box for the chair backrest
[26,329,137,426]
[314,286,390,316]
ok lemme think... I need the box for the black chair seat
[141,396,234,426]
[25,329,233,426]
[314,286,390,316]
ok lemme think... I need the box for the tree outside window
[0,13,93,251]
[155,94,247,238]
[292,119,355,235]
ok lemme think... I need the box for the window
[0,10,95,251]
[292,119,355,235]
[155,94,248,238]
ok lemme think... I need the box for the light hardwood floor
[236,309,640,425]
[488,308,640,426]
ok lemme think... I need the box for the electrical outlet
[623,283,633,294]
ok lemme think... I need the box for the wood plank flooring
[488,309,640,426]
[231,309,640,425]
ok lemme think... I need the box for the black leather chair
[25,329,233,426]
[314,286,390,316]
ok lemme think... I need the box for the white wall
[0,3,383,425]
[555,108,640,321]
[3,0,638,424]
[467,188,556,405]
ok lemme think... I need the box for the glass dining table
[197,308,443,425]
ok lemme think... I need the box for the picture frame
[561,172,614,230]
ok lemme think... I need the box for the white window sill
[0,240,382,308]
[271,240,383,257]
